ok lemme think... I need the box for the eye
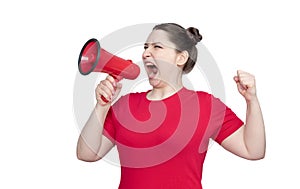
[143,45,148,50]
[154,45,162,49]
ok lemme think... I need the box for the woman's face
[142,30,183,88]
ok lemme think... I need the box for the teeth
[145,62,157,69]
[145,62,155,66]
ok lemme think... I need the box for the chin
[149,78,162,87]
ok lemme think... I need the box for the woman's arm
[76,104,113,162]
[221,70,266,160]
[76,75,122,162]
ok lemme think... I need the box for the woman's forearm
[76,104,110,161]
[244,97,266,159]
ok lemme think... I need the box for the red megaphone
[78,38,140,102]
[78,38,140,79]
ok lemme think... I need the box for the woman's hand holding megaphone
[96,75,123,106]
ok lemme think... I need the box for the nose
[142,47,151,59]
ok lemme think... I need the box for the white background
[1,0,299,188]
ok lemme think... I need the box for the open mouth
[145,62,159,78]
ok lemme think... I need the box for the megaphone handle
[100,74,122,103]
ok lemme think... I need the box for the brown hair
[153,23,202,74]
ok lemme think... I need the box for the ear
[176,50,189,66]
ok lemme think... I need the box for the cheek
[154,51,175,63]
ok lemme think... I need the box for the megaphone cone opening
[78,38,101,75]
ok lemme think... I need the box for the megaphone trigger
[101,95,110,103]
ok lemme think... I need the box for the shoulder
[183,88,227,107]
[110,91,149,116]
[192,89,224,102]
[183,88,213,100]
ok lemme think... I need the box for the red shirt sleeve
[206,94,244,145]
[214,105,244,144]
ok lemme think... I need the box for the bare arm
[76,75,122,162]
[221,70,266,160]
[76,104,114,162]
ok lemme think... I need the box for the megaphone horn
[78,38,140,80]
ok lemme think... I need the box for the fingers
[236,70,255,88]
[114,82,123,99]
[95,75,122,105]
[234,70,257,100]
[233,75,239,82]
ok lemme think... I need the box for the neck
[147,69,184,100]
[147,84,184,100]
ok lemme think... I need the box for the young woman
[77,23,266,189]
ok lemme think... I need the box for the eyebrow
[143,42,178,50]
[144,42,164,46]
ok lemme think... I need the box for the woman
[77,23,266,189]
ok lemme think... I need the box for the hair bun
[186,27,202,44]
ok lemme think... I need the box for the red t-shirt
[103,87,243,189]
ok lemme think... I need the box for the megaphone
[78,38,140,102]
[78,38,140,79]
